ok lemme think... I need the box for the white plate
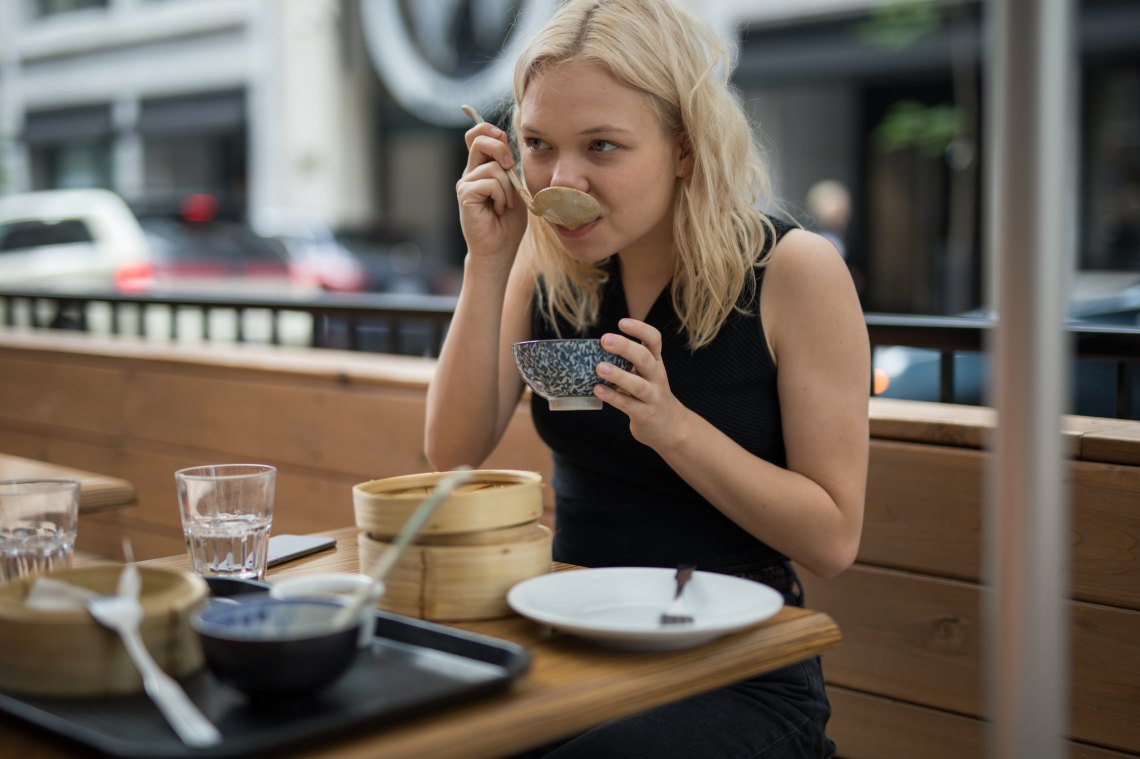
[506,567,784,650]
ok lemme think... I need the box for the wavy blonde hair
[512,0,777,349]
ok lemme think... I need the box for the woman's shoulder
[759,226,861,351]
[764,226,851,291]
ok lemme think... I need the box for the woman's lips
[553,217,600,239]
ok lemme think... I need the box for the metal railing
[0,287,458,356]
[2,288,1137,417]
[865,313,1139,419]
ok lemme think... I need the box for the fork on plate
[659,565,696,625]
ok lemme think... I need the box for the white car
[0,188,151,289]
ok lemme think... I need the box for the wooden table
[0,453,136,512]
[0,527,841,759]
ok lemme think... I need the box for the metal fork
[659,565,696,625]
[87,542,222,748]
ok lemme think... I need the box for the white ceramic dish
[270,572,383,647]
[506,567,784,651]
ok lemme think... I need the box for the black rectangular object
[0,578,530,758]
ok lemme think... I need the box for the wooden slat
[863,441,1140,609]
[0,330,439,389]
[1082,422,1140,467]
[869,397,993,449]
[827,686,1139,759]
[121,370,434,477]
[862,439,982,580]
[868,397,1140,463]
[0,356,126,435]
[802,566,1140,753]
[1071,459,1140,608]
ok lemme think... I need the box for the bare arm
[425,250,535,469]
[425,121,534,470]
[594,230,869,577]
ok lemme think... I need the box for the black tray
[0,577,531,758]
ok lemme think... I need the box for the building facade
[2,0,1137,311]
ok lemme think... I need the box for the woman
[426,0,868,755]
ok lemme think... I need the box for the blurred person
[807,179,863,295]
[426,1,868,756]
[805,179,851,260]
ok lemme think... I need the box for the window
[30,141,113,190]
[0,219,95,252]
[31,0,108,18]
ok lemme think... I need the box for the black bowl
[192,598,361,697]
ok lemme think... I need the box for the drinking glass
[0,479,80,583]
[175,464,276,580]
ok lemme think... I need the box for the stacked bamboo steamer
[353,469,552,622]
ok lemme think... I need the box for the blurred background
[0,0,1136,318]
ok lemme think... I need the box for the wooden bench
[1,328,1137,757]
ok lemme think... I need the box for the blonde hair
[512,0,777,349]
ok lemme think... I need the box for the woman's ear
[676,136,695,179]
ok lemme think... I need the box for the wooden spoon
[461,105,601,230]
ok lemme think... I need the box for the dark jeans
[513,563,836,759]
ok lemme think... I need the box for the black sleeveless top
[530,219,794,572]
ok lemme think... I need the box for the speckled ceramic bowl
[511,339,632,411]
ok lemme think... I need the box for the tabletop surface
[0,452,136,512]
[0,526,841,759]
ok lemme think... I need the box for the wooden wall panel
[4,333,1139,757]
[1072,460,1140,608]
[0,355,126,435]
[120,370,433,477]
[864,443,1140,609]
[863,440,983,580]
[804,566,1140,753]
[803,567,982,716]
[828,686,1137,759]
[1,343,553,561]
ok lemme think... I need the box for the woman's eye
[590,140,617,153]
[523,137,549,150]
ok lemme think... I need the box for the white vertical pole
[985,0,1074,757]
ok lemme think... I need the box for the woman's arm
[425,250,535,470]
[594,229,869,577]
[424,121,535,470]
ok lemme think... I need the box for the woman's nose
[548,158,590,192]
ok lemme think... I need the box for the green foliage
[857,0,943,49]
[873,100,964,158]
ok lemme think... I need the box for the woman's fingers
[459,160,515,214]
[462,132,523,214]
[464,130,517,175]
[600,319,662,370]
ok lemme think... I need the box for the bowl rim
[191,597,360,642]
[511,338,603,348]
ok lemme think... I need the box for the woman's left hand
[594,318,690,450]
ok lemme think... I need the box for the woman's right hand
[458,122,529,262]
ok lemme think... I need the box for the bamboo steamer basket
[358,522,552,621]
[353,469,544,538]
[0,565,209,697]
